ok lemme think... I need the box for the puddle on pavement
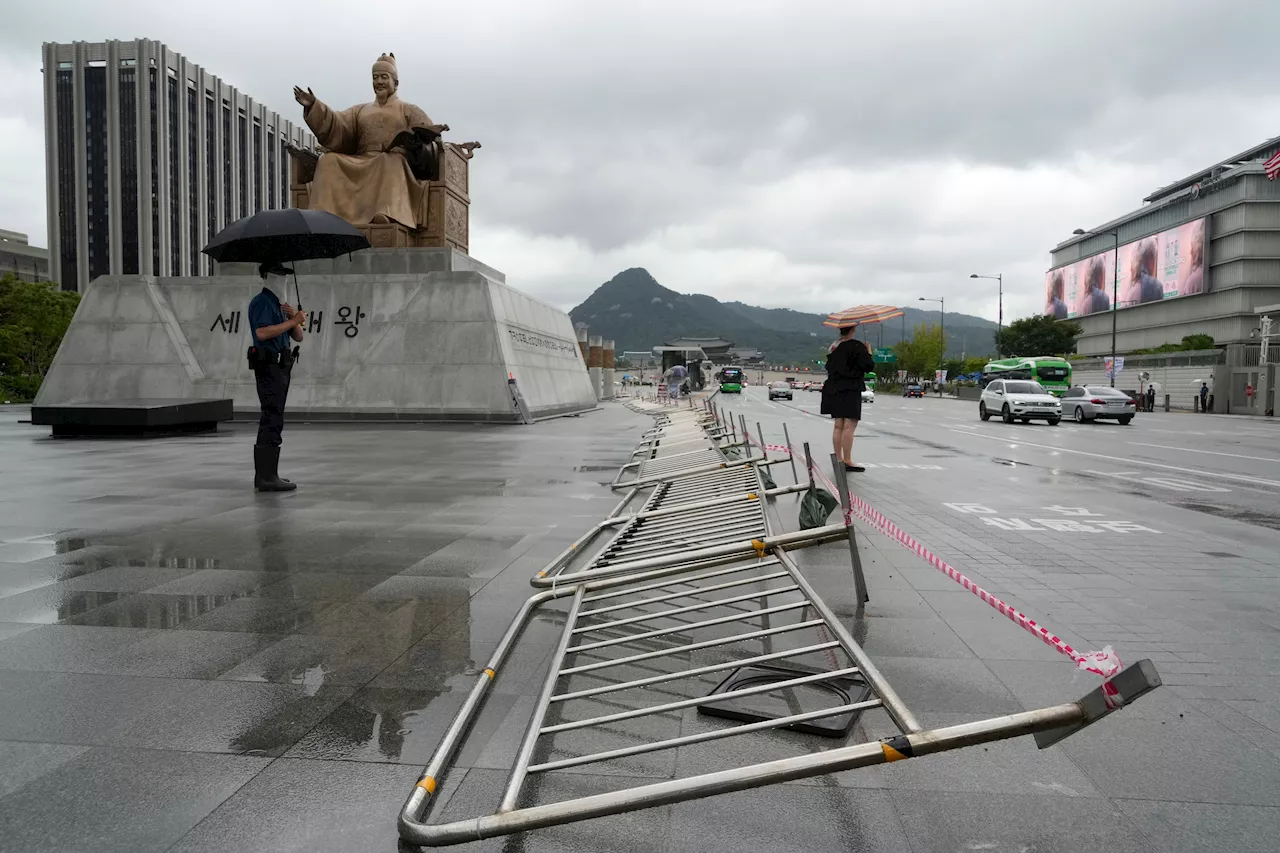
[68,592,248,628]
[1174,501,1280,532]
[0,534,88,563]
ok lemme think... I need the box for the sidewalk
[0,404,650,852]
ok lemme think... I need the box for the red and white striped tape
[795,445,1124,705]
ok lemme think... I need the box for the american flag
[1266,149,1280,181]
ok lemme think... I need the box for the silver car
[1061,385,1137,425]
[979,379,1061,424]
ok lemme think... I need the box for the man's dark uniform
[247,286,298,491]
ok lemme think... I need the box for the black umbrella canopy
[201,208,371,264]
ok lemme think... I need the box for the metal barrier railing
[397,398,1162,848]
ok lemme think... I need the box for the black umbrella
[202,208,371,311]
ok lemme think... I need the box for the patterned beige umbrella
[822,304,904,328]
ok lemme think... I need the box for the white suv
[979,379,1061,425]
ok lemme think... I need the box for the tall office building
[41,39,315,291]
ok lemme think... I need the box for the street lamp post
[1073,228,1121,387]
[970,273,1002,355]
[919,296,945,396]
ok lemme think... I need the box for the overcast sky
[3,0,1278,321]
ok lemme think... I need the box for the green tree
[0,274,80,402]
[942,355,989,379]
[893,323,944,380]
[994,315,1081,358]
[1179,334,1215,351]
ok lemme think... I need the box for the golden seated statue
[289,53,479,253]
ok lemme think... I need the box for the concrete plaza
[1,394,1278,852]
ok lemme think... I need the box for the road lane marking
[1133,442,1280,464]
[1088,469,1232,493]
[948,427,1280,489]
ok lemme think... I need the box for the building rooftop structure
[0,230,51,283]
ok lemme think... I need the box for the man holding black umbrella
[247,268,306,491]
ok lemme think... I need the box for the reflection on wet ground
[0,404,646,850]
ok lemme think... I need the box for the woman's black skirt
[820,386,863,420]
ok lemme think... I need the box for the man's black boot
[254,445,297,492]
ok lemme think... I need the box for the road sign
[873,347,896,363]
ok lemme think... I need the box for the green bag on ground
[798,486,838,530]
[723,447,741,460]
[759,466,776,489]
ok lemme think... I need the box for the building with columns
[41,39,314,291]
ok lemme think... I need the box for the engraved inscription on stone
[507,327,579,358]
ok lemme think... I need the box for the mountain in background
[569,268,999,363]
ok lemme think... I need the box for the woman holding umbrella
[822,323,875,472]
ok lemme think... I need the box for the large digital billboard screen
[1045,217,1207,318]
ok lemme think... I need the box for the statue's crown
[373,52,397,72]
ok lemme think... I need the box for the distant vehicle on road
[1062,385,1136,425]
[808,380,823,392]
[802,381,812,391]
[718,367,744,394]
[979,379,1061,425]
[981,357,1073,397]
[768,381,792,401]
[904,384,924,398]
[861,388,875,403]
[864,372,878,390]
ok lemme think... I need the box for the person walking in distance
[1146,384,1156,413]
[1199,382,1209,414]
[821,324,874,472]
[248,268,306,491]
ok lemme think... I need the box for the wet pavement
[721,386,1280,852]
[2,392,1279,852]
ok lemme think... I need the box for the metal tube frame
[397,400,1162,848]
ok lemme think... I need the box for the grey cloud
[2,0,1278,327]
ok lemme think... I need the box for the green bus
[981,357,1073,396]
[864,372,877,390]
[718,366,744,393]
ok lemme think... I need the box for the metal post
[939,297,945,397]
[1110,232,1119,387]
[802,442,815,491]
[781,423,798,484]
[755,422,767,462]
[501,586,586,811]
[829,454,869,605]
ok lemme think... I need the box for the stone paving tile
[0,747,269,853]
[887,790,1154,853]
[165,758,419,852]
[1116,800,1280,853]
[217,633,413,687]
[113,679,359,756]
[0,673,205,747]
[0,740,90,798]
[0,624,159,673]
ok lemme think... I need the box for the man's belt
[247,346,297,368]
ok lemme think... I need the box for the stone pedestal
[37,248,595,423]
[602,369,615,399]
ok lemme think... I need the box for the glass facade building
[41,39,315,291]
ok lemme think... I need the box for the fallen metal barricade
[397,399,1161,848]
